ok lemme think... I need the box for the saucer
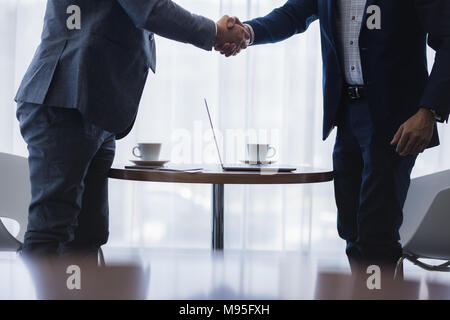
[130,160,170,167]
[239,160,277,165]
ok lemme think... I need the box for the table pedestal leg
[212,184,224,251]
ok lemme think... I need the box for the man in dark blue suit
[15,0,249,259]
[218,0,450,277]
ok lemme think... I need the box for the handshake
[214,15,251,57]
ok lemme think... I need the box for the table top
[109,164,334,185]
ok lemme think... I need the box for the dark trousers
[333,96,417,274]
[17,102,116,257]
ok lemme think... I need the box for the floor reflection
[21,254,149,300]
[0,249,449,300]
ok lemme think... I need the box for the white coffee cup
[132,143,162,161]
[246,144,277,163]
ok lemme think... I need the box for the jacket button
[149,34,154,41]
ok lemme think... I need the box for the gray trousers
[17,102,115,256]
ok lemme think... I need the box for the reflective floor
[1,248,450,300]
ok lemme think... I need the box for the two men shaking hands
[16,0,450,276]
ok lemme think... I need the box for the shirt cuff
[428,108,444,122]
[244,23,255,45]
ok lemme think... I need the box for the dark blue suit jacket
[15,0,216,139]
[247,0,450,145]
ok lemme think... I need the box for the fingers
[418,142,428,153]
[392,108,435,156]
[228,43,243,56]
[226,16,244,29]
[215,15,237,47]
[227,27,249,56]
[219,15,230,24]
[219,26,244,44]
[225,44,236,57]
[392,124,415,156]
[232,16,244,28]
[412,140,425,154]
[215,15,249,57]
[417,136,429,153]
[214,42,227,52]
[215,43,233,57]
[216,40,244,57]
[409,136,429,154]
[393,128,429,156]
[391,125,403,146]
[227,17,236,29]
[401,135,418,156]
[395,130,410,155]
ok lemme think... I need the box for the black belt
[345,85,366,101]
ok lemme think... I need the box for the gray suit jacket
[15,0,216,138]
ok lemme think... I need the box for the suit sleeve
[115,0,216,51]
[416,0,450,122]
[245,0,318,45]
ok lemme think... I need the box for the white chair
[397,169,450,274]
[0,152,30,252]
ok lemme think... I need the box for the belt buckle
[348,86,361,100]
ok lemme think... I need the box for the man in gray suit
[15,0,247,258]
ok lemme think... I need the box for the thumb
[227,17,236,29]
[391,125,403,145]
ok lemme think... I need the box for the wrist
[215,22,220,39]
[419,107,436,123]
[243,23,254,45]
[244,25,251,45]
[214,23,225,46]
[427,108,444,122]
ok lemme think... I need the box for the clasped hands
[215,16,250,57]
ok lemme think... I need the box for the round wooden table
[109,165,334,251]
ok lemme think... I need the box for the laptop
[204,99,297,172]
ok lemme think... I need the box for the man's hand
[215,16,250,57]
[391,108,436,156]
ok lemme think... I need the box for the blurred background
[1,0,449,256]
